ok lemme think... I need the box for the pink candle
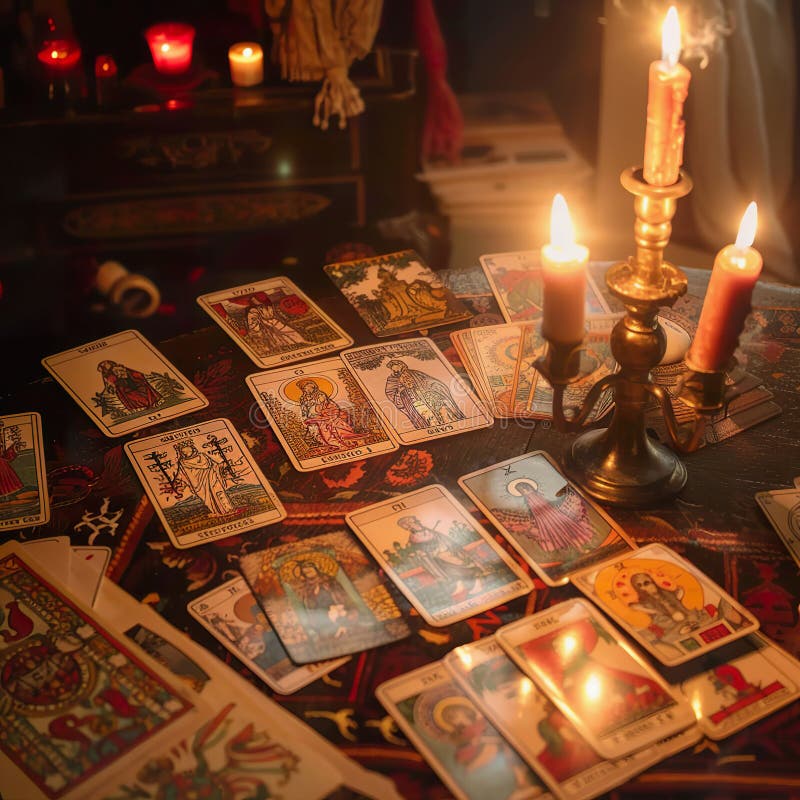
[145,23,195,76]
[541,194,589,344]
[643,6,691,186]
[688,203,762,371]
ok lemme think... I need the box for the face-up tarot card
[42,329,208,437]
[125,418,286,549]
[0,412,50,531]
[479,251,611,324]
[69,545,111,607]
[345,484,532,626]
[466,323,528,417]
[238,530,411,663]
[571,543,760,666]
[458,451,635,587]
[196,277,353,368]
[663,631,800,740]
[341,338,493,445]
[445,636,700,800]
[755,488,800,568]
[0,541,199,800]
[496,598,695,760]
[188,576,348,694]
[324,249,471,337]
[246,356,399,472]
[376,661,550,800]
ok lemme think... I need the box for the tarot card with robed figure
[0,412,50,531]
[496,598,695,760]
[345,484,532,627]
[188,576,348,694]
[246,356,398,472]
[324,249,471,337]
[196,277,353,368]
[238,530,411,663]
[42,329,208,437]
[571,543,760,667]
[341,338,493,445]
[458,451,635,587]
[125,418,286,549]
[376,661,550,800]
[445,636,700,800]
[0,541,201,800]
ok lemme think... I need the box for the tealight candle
[642,6,691,186]
[688,203,762,371]
[145,23,195,76]
[37,39,82,71]
[541,194,589,344]
[229,42,264,87]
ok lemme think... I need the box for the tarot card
[0,412,50,530]
[470,322,528,417]
[663,632,800,740]
[188,576,349,694]
[345,484,532,626]
[324,249,471,337]
[756,488,800,568]
[238,530,411,663]
[571,542,760,666]
[496,598,695,760]
[42,329,208,437]
[0,541,200,800]
[445,636,700,800]
[69,545,111,607]
[125,418,286,549]
[458,451,635,587]
[246,356,398,472]
[450,328,491,403]
[479,250,611,324]
[196,277,353,368]
[341,338,493,445]
[376,661,550,800]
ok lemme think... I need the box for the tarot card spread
[571,543,760,666]
[0,543,198,800]
[341,338,493,445]
[196,277,353,368]
[125,418,286,549]
[376,661,548,800]
[345,485,532,626]
[42,329,208,437]
[496,598,695,760]
[324,249,471,337]
[238,530,411,663]
[0,412,50,531]
[246,356,398,472]
[755,488,800,568]
[458,451,634,586]
[188,577,348,694]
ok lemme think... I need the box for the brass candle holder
[536,167,730,506]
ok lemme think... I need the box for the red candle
[37,39,82,71]
[643,7,691,186]
[541,194,589,344]
[145,23,195,76]
[688,203,762,371]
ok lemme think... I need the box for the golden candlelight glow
[550,194,577,250]
[661,6,681,69]
[160,43,171,53]
[243,46,253,58]
[555,632,578,660]
[519,677,533,698]
[735,202,758,249]
[583,672,602,702]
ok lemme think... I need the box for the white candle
[229,42,264,87]
[541,194,589,344]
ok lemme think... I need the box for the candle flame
[243,46,253,57]
[550,193,576,249]
[735,202,758,248]
[662,6,681,68]
[160,43,171,53]
[50,50,59,59]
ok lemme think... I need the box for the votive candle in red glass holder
[37,39,82,72]
[145,23,195,76]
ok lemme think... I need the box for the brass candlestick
[537,167,729,506]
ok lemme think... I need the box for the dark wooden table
[3,263,800,799]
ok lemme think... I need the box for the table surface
[3,263,800,800]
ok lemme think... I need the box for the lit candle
[95,55,118,106]
[688,203,762,371]
[541,194,589,344]
[642,6,691,186]
[229,42,264,87]
[37,39,82,71]
[145,23,195,76]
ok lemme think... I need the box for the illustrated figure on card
[385,359,465,428]
[376,266,449,321]
[98,359,164,412]
[298,378,362,448]
[0,422,24,497]
[244,293,305,350]
[173,440,239,518]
